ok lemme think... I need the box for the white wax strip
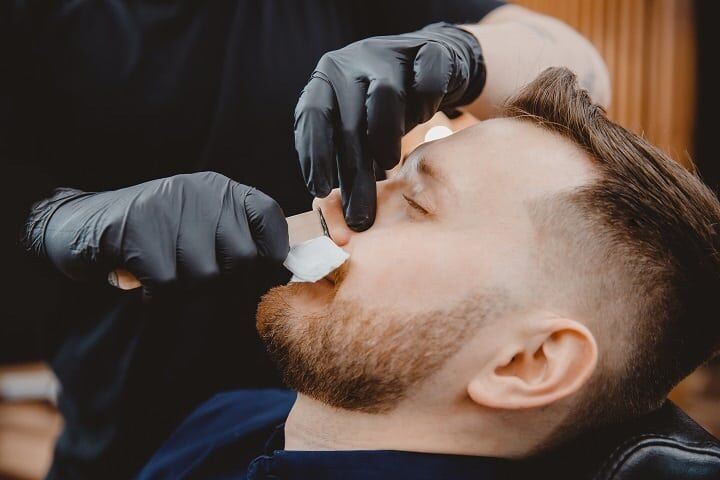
[283,236,349,283]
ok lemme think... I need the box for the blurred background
[516,0,697,167]
[1,1,717,479]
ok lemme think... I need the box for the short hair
[504,67,720,439]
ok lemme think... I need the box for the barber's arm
[461,5,610,118]
[294,3,609,231]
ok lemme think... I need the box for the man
[140,68,720,479]
[2,2,610,477]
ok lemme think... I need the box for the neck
[284,393,517,456]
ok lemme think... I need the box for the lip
[325,266,345,285]
[313,276,336,298]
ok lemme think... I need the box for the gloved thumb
[244,188,289,263]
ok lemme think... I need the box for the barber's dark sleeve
[363,0,506,36]
[0,172,68,363]
[0,3,73,362]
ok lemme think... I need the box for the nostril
[313,189,352,246]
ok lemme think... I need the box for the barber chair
[524,400,720,479]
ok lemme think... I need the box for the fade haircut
[505,67,720,439]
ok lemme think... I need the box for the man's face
[257,118,596,412]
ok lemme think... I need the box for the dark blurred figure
[1,2,506,478]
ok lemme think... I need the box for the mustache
[329,258,351,288]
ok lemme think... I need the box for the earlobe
[467,318,598,410]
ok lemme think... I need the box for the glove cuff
[421,22,487,108]
[22,188,91,258]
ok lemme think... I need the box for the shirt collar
[248,423,524,480]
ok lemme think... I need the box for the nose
[313,181,394,247]
[313,190,353,247]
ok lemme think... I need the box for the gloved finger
[341,166,377,232]
[124,246,177,300]
[373,160,387,181]
[409,41,453,126]
[175,193,221,283]
[216,182,258,273]
[294,73,337,198]
[335,80,376,231]
[244,188,289,264]
[120,185,181,297]
[366,75,405,171]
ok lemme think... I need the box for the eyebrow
[402,153,446,184]
[399,151,454,212]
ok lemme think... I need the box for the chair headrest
[524,401,720,480]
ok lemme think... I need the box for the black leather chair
[525,401,720,479]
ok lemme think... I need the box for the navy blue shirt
[139,389,523,479]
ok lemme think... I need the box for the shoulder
[139,389,296,479]
[363,0,506,35]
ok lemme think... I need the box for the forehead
[414,117,597,204]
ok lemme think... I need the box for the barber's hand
[24,172,289,298]
[294,22,486,231]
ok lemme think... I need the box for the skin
[465,5,611,117]
[270,118,601,457]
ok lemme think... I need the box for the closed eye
[403,194,429,215]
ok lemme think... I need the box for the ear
[467,317,598,410]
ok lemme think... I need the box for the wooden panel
[512,0,697,167]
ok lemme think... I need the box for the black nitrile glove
[294,22,486,231]
[23,172,289,298]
